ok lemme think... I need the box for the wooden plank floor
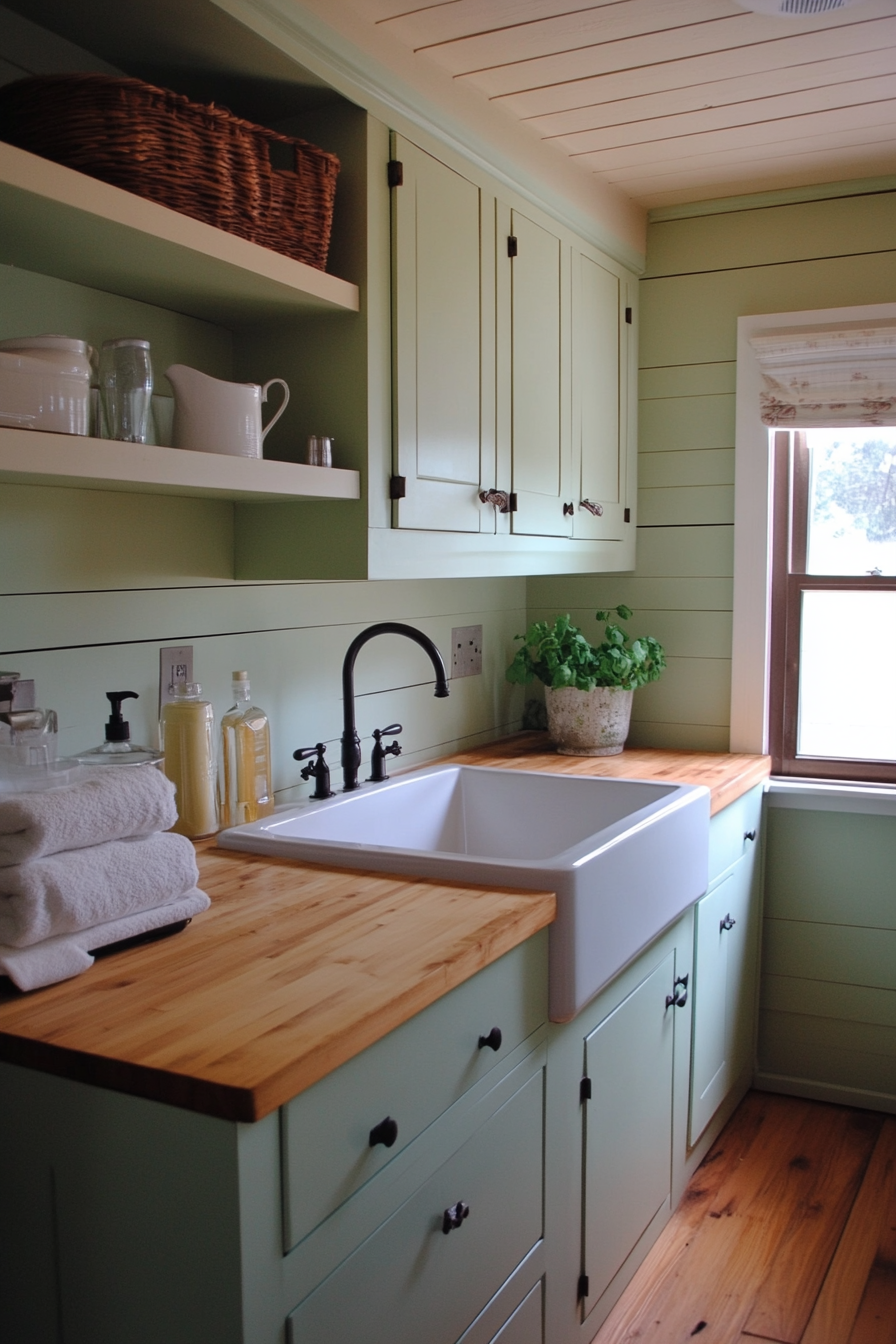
[593,1091,896,1344]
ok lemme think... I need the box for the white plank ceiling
[344,0,896,208]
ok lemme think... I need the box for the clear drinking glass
[99,338,153,443]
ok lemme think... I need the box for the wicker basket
[0,73,340,271]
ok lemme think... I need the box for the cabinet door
[581,951,674,1317]
[505,208,571,539]
[392,135,494,532]
[571,251,625,542]
[689,849,760,1146]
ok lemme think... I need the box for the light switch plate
[451,625,482,678]
[159,645,193,713]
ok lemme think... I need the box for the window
[731,302,896,767]
[768,426,896,782]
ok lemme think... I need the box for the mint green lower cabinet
[282,936,547,1252]
[0,937,548,1344]
[287,1069,543,1344]
[582,952,675,1309]
[689,789,763,1150]
[543,913,694,1344]
[689,854,759,1144]
[487,1281,543,1344]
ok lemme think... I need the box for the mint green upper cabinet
[504,207,570,540]
[571,252,630,544]
[391,135,494,534]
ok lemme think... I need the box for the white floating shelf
[0,142,360,324]
[0,428,360,502]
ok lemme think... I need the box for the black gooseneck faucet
[341,622,449,792]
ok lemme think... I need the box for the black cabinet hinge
[389,475,406,499]
[580,1076,592,1103]
[387,159,403,188]
[578,1273,590,1300]
[625,306,633,324]
[507,235,518,258]
[624,507,631,523]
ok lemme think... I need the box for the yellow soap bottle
[160,682,219,838]
[220,670,274,828]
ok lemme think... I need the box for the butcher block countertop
[445,734,771,816]
[0,741,769,1122]
[0,852,554,1122]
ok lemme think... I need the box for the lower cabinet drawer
[487,1282,542,1344]
[286,1068,544,1344]
[708,784,763,886]
[282,934,547,1251]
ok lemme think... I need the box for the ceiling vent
[734,0,867,14]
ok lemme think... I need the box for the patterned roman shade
[750,321,896,428]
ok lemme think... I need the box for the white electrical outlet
[451,625,483,678]
[159,645,194,713]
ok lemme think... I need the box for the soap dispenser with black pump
[74,691,163,767]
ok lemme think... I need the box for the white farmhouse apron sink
[219,764,710,1020]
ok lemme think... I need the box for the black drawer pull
[478,1026,502,1052]
[442,1200,470,1234]
[720,913,736,932]
[744,830,757,842]
[369,1116,398,1149]
[666,973,689,1010]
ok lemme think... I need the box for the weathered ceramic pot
[544,685,634,756]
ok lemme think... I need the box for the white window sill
[767,776,896,816]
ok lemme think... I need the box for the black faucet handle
[293,742,336,800]
[367,724,403,783]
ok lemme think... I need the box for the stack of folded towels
[0,767,210,992]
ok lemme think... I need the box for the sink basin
[219,764,710,1020]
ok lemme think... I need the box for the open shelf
[0,141,360,325]
[0,427,361,501]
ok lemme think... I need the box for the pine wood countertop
[444,734,771,816]
[0,849,555,1122]
[0,742,768,1122]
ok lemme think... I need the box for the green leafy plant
[506,605,666,692]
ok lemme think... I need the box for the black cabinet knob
[369,1116,399,1148]
[478,1026,502,1052]
[720,913,736,932]
[442,1200,470,1234]
[665,973,689,1010]
[744,830,757,842]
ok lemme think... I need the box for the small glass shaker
[305,434,334,467]
[99,338,153,443]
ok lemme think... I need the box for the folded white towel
[0,831,199,947]
[0,887,210,991]
[0,767,178,867]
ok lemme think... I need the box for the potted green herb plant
[505,605,666,755]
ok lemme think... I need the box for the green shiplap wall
[758,803,896,1112]
[530,182,896,751]
[0,276,525,798]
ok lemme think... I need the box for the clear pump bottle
[220,671,274,827]
[73,690,163,767]
[160,682,218,838]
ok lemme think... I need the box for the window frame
[731,302,896,762]
[767,427,896,783]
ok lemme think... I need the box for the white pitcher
[165,365,289,458]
